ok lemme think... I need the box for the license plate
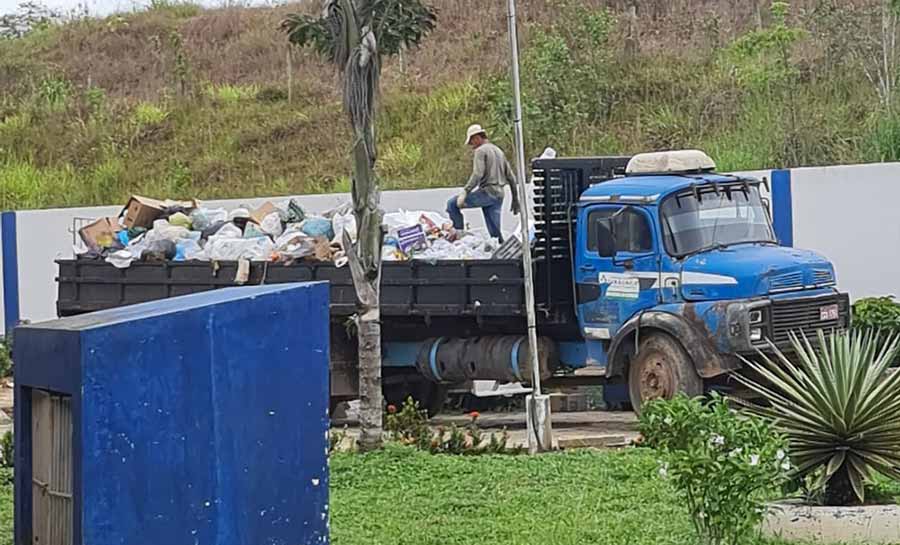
[820,304,839,321]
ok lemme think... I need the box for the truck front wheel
[628,332,702,414]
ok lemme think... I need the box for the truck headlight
[750,327,763,342]
[749,310,763,324]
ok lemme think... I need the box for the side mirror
[596,218,616,258]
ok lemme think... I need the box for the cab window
[587,207,653,254]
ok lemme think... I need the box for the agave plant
[735,329,900,505]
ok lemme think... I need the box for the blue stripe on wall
[2,212,19,335]
[771,169,793,247]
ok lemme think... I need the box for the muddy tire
[628,332,702,414]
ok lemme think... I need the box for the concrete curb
[763,501,900,544]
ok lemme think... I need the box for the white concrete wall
[4,161,893,327]
[791,162,900,300]
[3,187,519,325]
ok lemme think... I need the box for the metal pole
[507,0,552,452]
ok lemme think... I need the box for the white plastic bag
[190,207,227,231]
[332,212,357,244]
[205,237,275,261]
[260,212,283,237]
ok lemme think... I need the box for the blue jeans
[447,190,504,241]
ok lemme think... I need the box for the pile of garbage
[77,195,510,269]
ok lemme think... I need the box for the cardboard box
[250,202,279,225]
[122,196,165,229]
[79,217,122,251]
[121,196,199,229]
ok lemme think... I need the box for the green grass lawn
[0,450,894,545]
[331,446,794,545]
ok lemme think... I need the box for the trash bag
[260,212,283,237]
[116,231,130,246]
[205,237,274,261]
[168,212,193,229]
[244,222,268,239]
[201,221,228,240]
[175,239,203,261]
[143,239,177,261]
[208,222,242,241]
[301,217,335,240]
[274,227,316,260]
[106,249,137,269]
[147,219,190,243]
[286,199,307,223]
[332,212,357,245]
[190,208,227,231]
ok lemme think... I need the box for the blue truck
[56,150,850,413]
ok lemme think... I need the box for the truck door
[575,205,659,341]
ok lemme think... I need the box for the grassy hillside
[0,0,896,210]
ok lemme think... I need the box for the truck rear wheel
[628,332,702,414]
[383,370,448,417]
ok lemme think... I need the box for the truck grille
[769,294,849,346]
[813,269,834,285]
[769,271,803,292]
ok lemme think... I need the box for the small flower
[710,434,725,446]
[698,511,706,519]
[387,404,397,414]
[469,411,480,420]
[749,454,760,466]
[781,460,791,471]
[728,447,743,458]
[776,449,786,461]
[663,416,674,426]
[658,465,668,479]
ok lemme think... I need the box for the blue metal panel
[772,169,793,247]
[15,282,330,545]
[2,211,19,335]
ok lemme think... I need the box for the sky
[0,0,285,17]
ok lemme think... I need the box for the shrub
[736,329,900,505]
[852,296,900,333]
[205,83,260,104]
[639,394,790,545]
[0,338,11,378]
[385,398,520,455]
[130,102,168,129]
[0,431,11,469]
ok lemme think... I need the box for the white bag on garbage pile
[260,212,284,237]
[205,237,275,261]
[146,219,191,243]
[209,222,243,241]
[228,208,251,221]
[176,239,204,261]
[332,212,357,245]
[106,249,138,269]
[190,207,228,231]
[274,226,316,259]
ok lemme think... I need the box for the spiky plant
[735,329,900,505]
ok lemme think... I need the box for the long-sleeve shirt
[464,142,517,201]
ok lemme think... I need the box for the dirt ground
[333,409,640,450]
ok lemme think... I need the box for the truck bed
[56,259,527,318]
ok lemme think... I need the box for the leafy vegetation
[385,398,520,454]
[736,330,900,505]
[328,445,805,545]
[853,295,900,333]
[640,395,790,545]
[0,1,898,210]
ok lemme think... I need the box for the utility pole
[507,0,552,453]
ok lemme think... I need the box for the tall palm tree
[282,0,436,451]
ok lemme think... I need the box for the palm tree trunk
[348,129,384,452]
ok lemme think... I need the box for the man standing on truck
[447,124,520,241]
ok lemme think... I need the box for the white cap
[465,124,486,145]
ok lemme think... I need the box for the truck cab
[550,150,849,409]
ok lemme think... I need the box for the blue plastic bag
[301,217,335,240]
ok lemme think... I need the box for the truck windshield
[660,184,775,257]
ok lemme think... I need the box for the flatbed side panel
[55,259,528,318]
